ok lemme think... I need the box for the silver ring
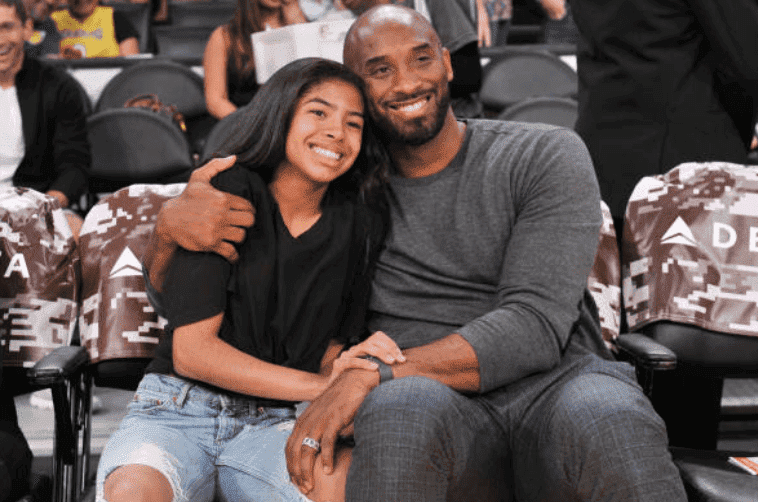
[302,437,320,452]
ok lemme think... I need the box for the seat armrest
[614,333,677,372]
[27,346,89,386]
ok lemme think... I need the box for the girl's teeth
[314,147,340,159]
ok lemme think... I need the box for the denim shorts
[96,373,312,502]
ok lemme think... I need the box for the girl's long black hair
[202,57,390,213]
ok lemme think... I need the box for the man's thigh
[349,376,511,502]
[511,356,686,502]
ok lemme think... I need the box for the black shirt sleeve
[113,11,139,44]
[160,166,257,328]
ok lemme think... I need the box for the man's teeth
[396,99,426,112]
[313,146,341,160]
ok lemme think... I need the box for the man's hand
[156,155,255,263]
[286,369,379,495]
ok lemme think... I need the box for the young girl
[203,0,306,120]
[96,58,396,502]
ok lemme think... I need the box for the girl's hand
[342,331,405,365]
[326,331,405,387]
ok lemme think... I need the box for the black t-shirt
[147,166,380,380]
[113,12,139,44]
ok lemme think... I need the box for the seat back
[497,96,578,129]
[480,49,577,113]
[78,184,185,387]
[200,105,247,161]
[623,161,758,346]
[622,162,758,449]
[153,26,215,60]
[168,1,235,28]
[588,201,621,349]
[95,60,206,118]
[86,108,194,197]
[0,188,78,368]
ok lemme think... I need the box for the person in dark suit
[571,0,758,228]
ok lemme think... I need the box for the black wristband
[360,355,394,384]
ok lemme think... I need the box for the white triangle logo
[660,216,698,247]
[109,247,143,278]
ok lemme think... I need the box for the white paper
[252,19,355,84]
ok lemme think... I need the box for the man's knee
[518,373,685,501]
[551,372,667,441]
[356,376,461,431]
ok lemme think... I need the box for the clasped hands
[286,331,404,497]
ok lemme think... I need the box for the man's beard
[371,86,451,147]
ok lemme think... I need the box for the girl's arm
[203,26,238,121]
[174,313,331,402]
[174,320,402,402]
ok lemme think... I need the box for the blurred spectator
[22,0,62,56]
[51,0,139,57]
[299,0,353,21]
[572,0,758,228]
[0,0,90,238]
[343,0,484,117]
[476,0,510,47]
[203,0,306,120]
[538,0,578,44]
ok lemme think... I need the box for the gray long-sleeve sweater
[367,119,612,394]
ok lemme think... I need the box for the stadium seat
[200,105,246,161]
[167,1,235,28]
[73,184,230,502]
[479,48,577,115]
[0,188,89,502]
[621,161,758,500]
[71,77,92,116]
[85,108,194,207]
[94,60,215,153]
[496,96,578,129]
[153,26,215,60]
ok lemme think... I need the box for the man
[52,0,139,58]
[571,0,758,231]
[0,0,88,493]
[342,0,484,118]
[143,6,686,501]
[0,0,89,237]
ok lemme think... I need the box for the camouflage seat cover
[588,201,621,348]
[79,184,185,363]
[623,162,758,337]
[0,187,78,368]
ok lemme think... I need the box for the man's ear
[442,47,454,83]
[23,18,33,42]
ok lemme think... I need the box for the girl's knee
[308,447,352,502]
[103,465,173,502]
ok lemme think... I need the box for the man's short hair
[0,0,27,23]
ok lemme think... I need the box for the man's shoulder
[465,119,585,155]
[20,57,74,86]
